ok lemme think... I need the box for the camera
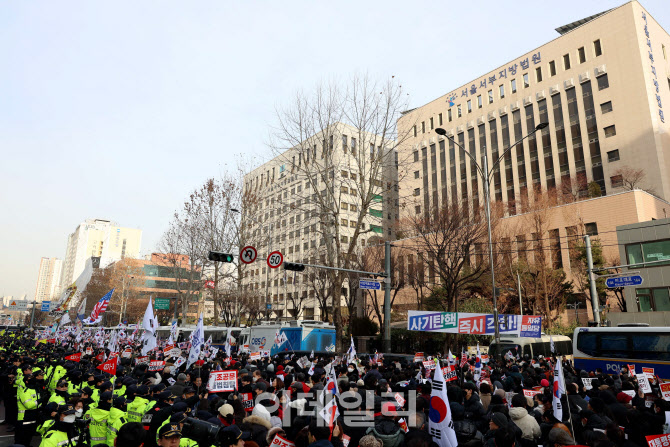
[182,417,228,447]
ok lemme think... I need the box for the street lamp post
[435,122,548,345]
[231,208,272,321]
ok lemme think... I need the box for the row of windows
[415,40,605,135]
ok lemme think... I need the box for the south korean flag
[429,360,458,447]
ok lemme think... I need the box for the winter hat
[616,392,633,404]
[252,404,272,423]
[359,435,383,447]
[540,379,550,387]
[491,412,508,429]
[266,427,285,445]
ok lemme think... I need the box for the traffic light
[284,262,305,272]
[208,251,234,262]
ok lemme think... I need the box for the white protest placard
[523,389,542,398]
[148,360,166,372]
[582,377,594,390]
[394,392,406,407]
[270,434,295,447]
[422,360,436,370]
[297,356,311,369]
[637,374,653,394]
[207,370,238,393]
[414,352,424,363]
[167,348,182,358]
[135,355,150,365]
[342,435,351,447]
[250,352,260,361]
[660,383,670,401]
[622,390,636,398]
[122,348,132,358]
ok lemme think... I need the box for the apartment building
[61,219,142,290]
[34,257,63,302]
[241,122,398,320]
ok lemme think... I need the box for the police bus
[572,326,670,378]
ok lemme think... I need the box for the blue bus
[573,326,670,379]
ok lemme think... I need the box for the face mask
[75,409,83,417]
[63,415,76,424]
[252,377,258,383]
[348,368,354,373]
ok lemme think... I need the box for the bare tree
[612,166,656,195]
[264,75,414,349]
[401,197,496,315]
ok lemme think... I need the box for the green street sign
[154,298,171,310]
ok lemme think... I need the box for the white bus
[573,326,670,379]
[489,334,572,359]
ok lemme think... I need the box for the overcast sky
[1,0,668,299]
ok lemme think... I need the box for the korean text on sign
[207,370,238,393]
[270,434,296,447]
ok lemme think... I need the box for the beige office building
[34,257,63,302]
[389,1,670,323]
[399,1,669,216]
[242,122,398,320]
[61,219,142,290]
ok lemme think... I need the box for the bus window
[523,345,532,358]
[600,334,629,358]
[632,334,670,361]
[577,333,598,356]
[558,340,573,356]
[531,342,547,357]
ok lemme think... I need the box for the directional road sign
[267,251,283,269]
[240,246,257,264]
[154,298,171,310]
[7,300,28,311]
[359,279,382,290]
[606,275,643,288]
[41,301,51,312]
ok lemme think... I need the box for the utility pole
[517,272,523,317]
[383,241,391,352]
[584,235,601,326]
[30,302,37,328]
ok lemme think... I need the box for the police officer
[127,385,151,423]
[38,404,80,447]
[144,390,176,447]
[107,395,128,446]
[156,422,182,447]
[48,379,70,406]
[15,369,45,446]
[85,390,113,445]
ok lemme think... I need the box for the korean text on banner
[270,434,295,447]
[241,393,255,412]
[407,311,541,337]
[646,433,670,446]
[207,370,238,393]
[637,374,653,394]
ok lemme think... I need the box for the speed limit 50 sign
[267,251,283,269]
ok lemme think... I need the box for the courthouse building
[393,1,670,321]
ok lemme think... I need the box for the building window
[663,44,667,60]
[600,101,613,114]
[341,202,348,210]
[413,150,419,162]
[636,288,670,312]
[413,126,417,137]
[448,109,452,122]
[597,73,609,90]
[342,135,348,149]
[439,113,443,125]
[578,46,586,63]
[477,95,482,108]
[467,99,472,113]
[536,67,543,83]
[585,222,598,236]
[549,60,556,76]
[563,54,571,70]
[457,105,462,118]
[488,89,493,104]
[511,78,517,93]
[604,125,616,138]
[422,121,425,133]
[414,170,420,179]
[413,188,420,196]
[499,84,505,99]
[594,39,602,57]
[611,174,623,188]
[627,240,670,267]
[523,73,529,88]
[341,218,348,226]
[430,117,434,129]
[415,205,421,215]
[341,235,348,243]
[607,149,620,162]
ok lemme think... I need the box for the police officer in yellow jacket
[84,390,113,445]
[126,385,150,423]
[107,395,128,447]
[38,404,80,447]
[16,369,45,447]
[48,379,69,406]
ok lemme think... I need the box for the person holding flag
[428,358,458,447]
[186,314,205,369]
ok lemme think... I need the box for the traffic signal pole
[383,241,391,353]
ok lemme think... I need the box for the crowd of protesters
[0,327,667,447]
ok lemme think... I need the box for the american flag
[88,289,114,323]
